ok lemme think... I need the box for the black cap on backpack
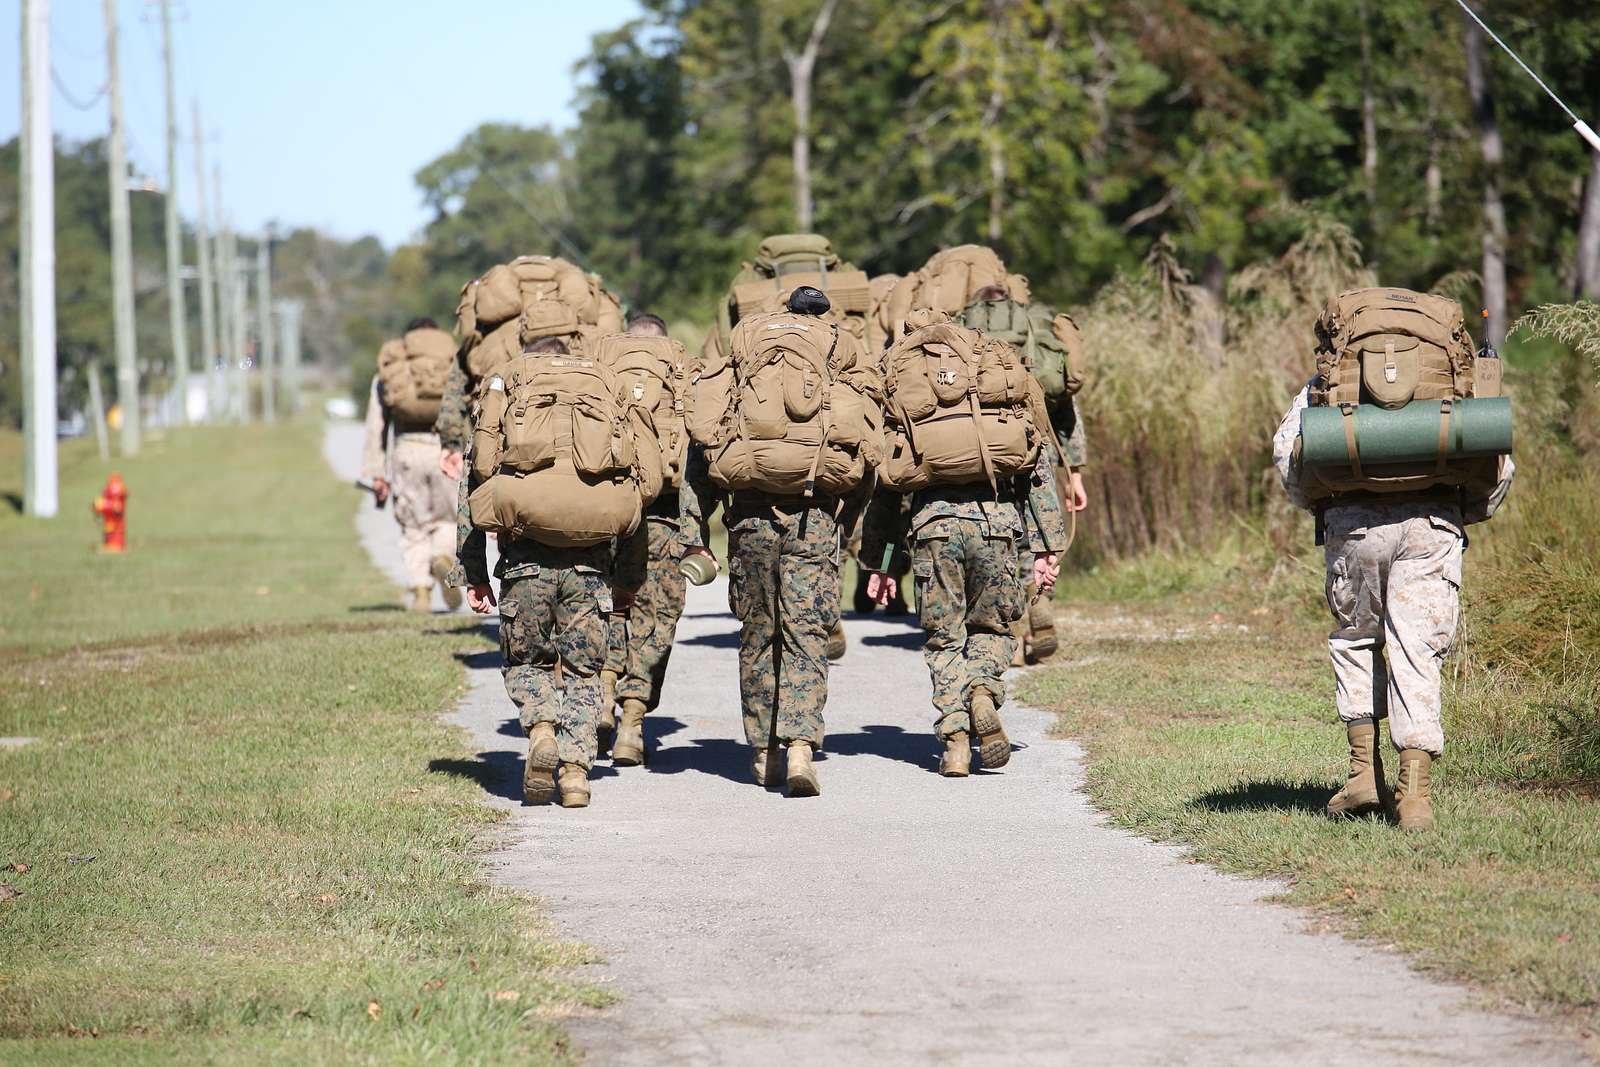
[786,286,831,316]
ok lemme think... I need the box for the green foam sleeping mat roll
[1300,397,1513,468]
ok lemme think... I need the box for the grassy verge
[1020,545,1600,1041]
[0,423,600,1064]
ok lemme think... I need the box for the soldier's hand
[865,570,897,606]
[441,450,464,480]
[1068,469,1088,512]
[468,583,497,614]
[1032,553,1060,594]
[371,477,391,505]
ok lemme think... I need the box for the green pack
[957,298,1075,404]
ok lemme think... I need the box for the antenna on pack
[1452,0,1600,154]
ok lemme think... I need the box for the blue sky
[1,0,644,247]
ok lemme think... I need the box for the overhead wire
[1450,0,1600,153]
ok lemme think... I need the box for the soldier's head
[786,286,831,317]
[627,314,669,337]
[972,286,1009,303]
[405,316,438,332]
[525,335,570,356]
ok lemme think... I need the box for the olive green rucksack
[957,297,1086,406]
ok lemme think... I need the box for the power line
[50,65,108,110]
[1452,0,1600,154]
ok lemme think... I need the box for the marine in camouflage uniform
[615,499,687,715]
[861,451,1068,773]
[433,356,481,590]
[493,540,614,780]
[684,462,843,767]
[1274,381,1514,830]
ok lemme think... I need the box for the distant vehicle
[324,396,359,420]
[57,412,87,439]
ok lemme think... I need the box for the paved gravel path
[326,421,1584,1066]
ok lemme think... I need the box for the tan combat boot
[1325,721,1384,817]
[826,621,848,661]
[430,555,463,611]
[940,731,972,777]
[409,585,432,613]
[1010,619,1028,667]
[523,723,558,805]
[971,689,1010,769]
[558,764,591,808]
[598,670,619,734]
[751,745,780,786]
[786,741,820,797]
[1394,749,1434,831]
[1027,600,1058,662]
[612,698,648,766]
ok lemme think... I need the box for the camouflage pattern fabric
[617,517,687,709]
[912,516,1027,738]
[495,541,614,770]
[434,356,474,456]
[390,435,456,587]
[1324,502,1464,757]
[725,497,841,750]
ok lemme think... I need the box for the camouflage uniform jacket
[433,355,474,456]
[858,450,1069,571]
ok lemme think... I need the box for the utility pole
[215,169,241,420]
[277,300,303,414]
[256,231,276,420]
[104,0,140,455]
[20,0,58,518]
[192,101,217,419]
[232,264,249,423]
[159,0,190,423]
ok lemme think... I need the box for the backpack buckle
[936,370,958,386]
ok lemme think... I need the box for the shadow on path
[679,629,742,649]
[1194,779,1332,815]
[429,751,524,804]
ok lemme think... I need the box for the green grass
[1020,585,1600,1036]
[0,422,599,1064]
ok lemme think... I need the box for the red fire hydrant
[93,474,128,553]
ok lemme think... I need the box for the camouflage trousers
[726,499,841,749]
[390,434,456,588]
[1325,503,1464,756]
[617,519,687,710]
[913,516,1028,739]
[497,545,612,770]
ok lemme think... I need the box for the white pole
[104,0,139,455]
[160,0,190,424]
[21,0,58,517]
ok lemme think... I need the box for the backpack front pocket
[500,395,559,473]
[571,401,632,476]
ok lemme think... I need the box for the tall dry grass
[1071,211,1372,562]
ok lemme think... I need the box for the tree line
[5,0,1598,426]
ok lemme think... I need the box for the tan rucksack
[468,353,662,548]
[1306,287,1501,499]
[594,332,689,489]
[376,327,456,429]
[715,234,872,353]
[456,255,625,373]
[880,321,1044,493]
[866,273,901,354]
[885,245,1033,337]
[690,310,882,498]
